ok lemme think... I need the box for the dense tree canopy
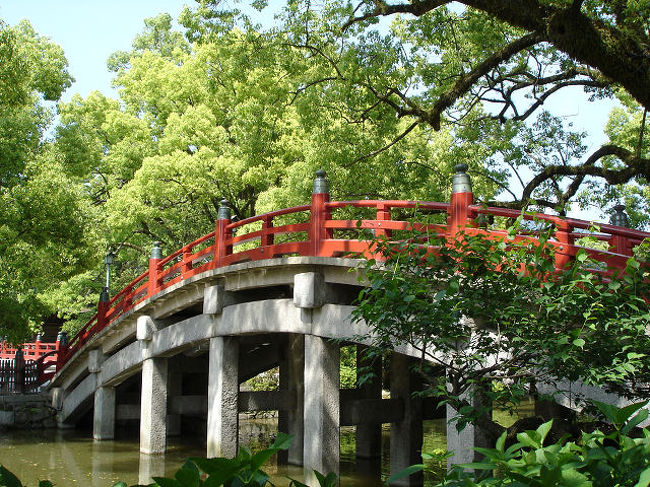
[0,20,98,341]
[0,0,648,340]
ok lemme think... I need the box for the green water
[0,400,533,487]
[0,419,447,486]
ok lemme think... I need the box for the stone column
[356,346,382,460]
[137,314,168,454]
[140,356,168,454]
[89,348,115,440]
[93,386,116,440]
[278,334,305,465]
[446,387,490,468]
[207,336,239,458]
[390,353,423,487]
[303,335,340,484]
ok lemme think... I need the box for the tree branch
[521,145,650,203]
[427,32,543,130]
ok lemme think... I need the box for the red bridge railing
[44,167,650,377]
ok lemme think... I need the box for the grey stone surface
[88,349,105,374]
[140,357,168,454]
[207,336,239,458]
[100,341,142,387]
[219,299,306,335]
[303,335,340,484]
[203,284,236,315]
[93,386,115,440]
[153,283,204,319]
[136,315,157,341]
[390,353,423,487]
[62,373,97,421]
[150,314,214,357]
[446,387,491,468]
[293,272,325,308]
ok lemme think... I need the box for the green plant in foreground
[389,401,650,487]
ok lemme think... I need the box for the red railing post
[448,164,474,238]
[310,170,331,256]
[610,204,630,255]
[123,284,133,310]
[148,242,163,297]
[261,214,274,247]
[55,331,68,371]
[375,202,391,239]
[215,199,232,268]
[97,287,110,329]
[182,247,193,279]
[554,220,575,269]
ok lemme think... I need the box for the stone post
[90,349,115,440]
[137,315,168,454]
[140,357,168,454]
[303,335,340,484]
[207,336,239,458]
[278,334,305,465]
[390,353,423,487]
[446,387,491,468]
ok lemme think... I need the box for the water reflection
[0,418,451,487]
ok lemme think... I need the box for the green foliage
[353,224,650,439]
[0,18,89,340]
[430,401,650,486]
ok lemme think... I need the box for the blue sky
[0,0,188,101]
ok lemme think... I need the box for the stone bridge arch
[51,257,435,486]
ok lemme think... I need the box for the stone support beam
[140,357,168,454]
[207,336,239,458]
[303,335,340,484]
[390,353,423,487]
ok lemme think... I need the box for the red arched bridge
[12,166,643,372]
[1,166,648,486]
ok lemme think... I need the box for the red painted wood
[47,197,649,376]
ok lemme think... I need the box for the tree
[0,19,98,341]
[49,11,489,335]
[353,225,650,442]
[272,0,649,219]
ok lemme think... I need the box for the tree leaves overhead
[278,0,649,215]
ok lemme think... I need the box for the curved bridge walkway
[46,167,647,486]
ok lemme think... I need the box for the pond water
[0,419,446,486]
[0,401,533,486]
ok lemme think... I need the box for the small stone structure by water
[0,392,57,429]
